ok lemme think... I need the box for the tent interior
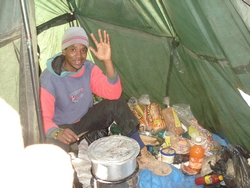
[0,0,250,187]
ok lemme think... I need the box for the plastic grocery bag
[172,103,195,129]
[211,144,250,188]
[229,145,250,188]
[173,103,214,154]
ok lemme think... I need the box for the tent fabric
[36,0,250,150]
[0,1,250,188]
[0,0,40,146]
[0,0,250,151]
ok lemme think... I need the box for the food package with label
[144,103,167,133]
[162,107,185,136]
[128,96,148,132]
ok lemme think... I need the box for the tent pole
[165,37,179,107]
[20,0,45,143]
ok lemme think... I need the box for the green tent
[1,0,250,152]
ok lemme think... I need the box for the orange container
[189,137,205,173]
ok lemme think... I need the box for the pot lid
[87,135,140,165]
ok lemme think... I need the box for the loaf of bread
[162,107,184,136]
[144,103,166,133]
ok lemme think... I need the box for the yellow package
[188,125,200,140]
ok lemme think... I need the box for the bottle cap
[195,136,202,143]
[218,175,223,181]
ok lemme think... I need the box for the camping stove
[87,135,141,188]
[90,165,139,188]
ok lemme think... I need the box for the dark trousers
[46,97,139,152]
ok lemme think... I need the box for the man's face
[62,43,88,72]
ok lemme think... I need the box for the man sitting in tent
[39,26,172,176]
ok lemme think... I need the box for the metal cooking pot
[87,135,140,181]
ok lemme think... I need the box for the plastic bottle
[195,174,223,185]
[188,136,205,173]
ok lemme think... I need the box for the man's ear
[62,49,66,55]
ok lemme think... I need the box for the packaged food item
[163,131,174,147]
[170,136,190,154]
[189,136,205,174]
[144,103,166,133]
[129,104,147,132]
[195,174,223,185]
[162,107,184,136]
[188,124,200,140]
[128,96,148,132]
[172,104,214,154]
[161,147,176,164]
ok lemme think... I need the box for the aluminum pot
[87,135,140,181]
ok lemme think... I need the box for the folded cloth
[137,147,172,176]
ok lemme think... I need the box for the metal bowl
[140,131,165,157]
[140,131,165,146]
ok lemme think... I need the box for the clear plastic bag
[173,104,195,129]
[173,103,214,154]
[127,96,139,107]
[138,94,151,105]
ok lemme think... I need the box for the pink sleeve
[40,87,58,135]
[90,66,122,100]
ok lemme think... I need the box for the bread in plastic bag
[130,105,147,132]
[162,107,184,136]
[144,103,166,133]
[128,97,147,132]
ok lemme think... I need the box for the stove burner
[90,165,139,188]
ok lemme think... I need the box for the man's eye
[82,49,88,53]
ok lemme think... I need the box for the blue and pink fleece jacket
[40,53,122,137]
